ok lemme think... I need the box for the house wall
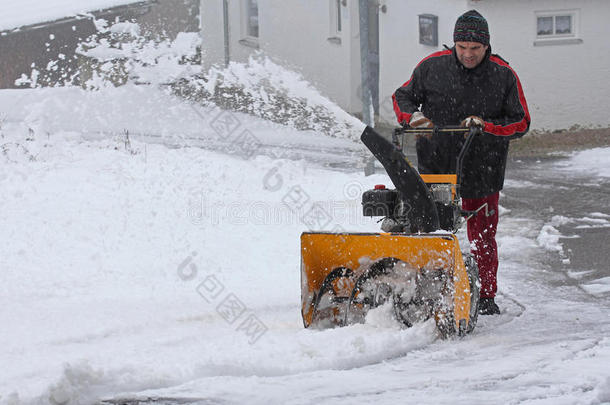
[261,0,357,112]
[349,4,364,115]
[137,0,200,38]
[377,0,468,125]
[200,0,361,113]
[200,0,226,69]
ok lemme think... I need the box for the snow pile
[174,54,364,140]
[536,224,564,254]
[536,215,578,263]
[555,147,610,178]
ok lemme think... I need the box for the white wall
[200,0,361,113]
[470,0,610,131]
[200,0,225,70]
[349,3,364,115]
[258,0,356,112]
[378,0,467,125]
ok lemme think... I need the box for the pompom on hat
[454,10,490,46]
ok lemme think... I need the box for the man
[392,10,530,315]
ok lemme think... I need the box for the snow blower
[300,126,482,337]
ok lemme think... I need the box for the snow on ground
[0,132,405,403]
[0,0,141,31]
[1,85,609,404]
[0,85,365,163]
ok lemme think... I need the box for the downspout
[358,0,373,128]
[223,0,230,66]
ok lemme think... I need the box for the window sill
[534,38,583,46]
[238,37,259,49]
[327,36,342,45]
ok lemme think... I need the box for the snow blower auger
[301,126,482,337]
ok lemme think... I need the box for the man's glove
[409,112,434,128]
[461,115,485,128]
[409,112,434,139]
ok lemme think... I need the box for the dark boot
[479,298,500,315]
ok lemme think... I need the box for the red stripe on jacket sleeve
[485,56,531,137]
[393,50,453,125]
[392,80,413,124]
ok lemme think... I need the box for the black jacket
[392,47,530,199]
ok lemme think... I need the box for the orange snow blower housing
[300,126,482,337]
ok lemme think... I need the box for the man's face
[455,41,489,69]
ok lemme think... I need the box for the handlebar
[393,126,470,135]
[391,126,483,188]
[392,126,481,149]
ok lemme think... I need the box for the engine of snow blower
[362,173,461,233]
[300,126,481,337]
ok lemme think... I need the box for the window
[537,16,554,35]
[328,0,343,44]
[419,14,438,47]
[239,0,259,48]
[335,0,342,33]
[246,0,259,38]
[535,10,581,46]
[537,14,573,36]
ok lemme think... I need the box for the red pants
[462,192,499,299]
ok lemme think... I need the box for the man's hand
[461,115,485,128]
[409,112,434,128]
[409,112,434,139]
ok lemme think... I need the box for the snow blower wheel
[344,257,418,325]
[310,267,355,328]
[464,253,480,334]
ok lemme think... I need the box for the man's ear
[484,45,489,51]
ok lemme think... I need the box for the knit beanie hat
[454,10,490,46]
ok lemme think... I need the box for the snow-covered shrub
[173,55,363,139]
[1,142,36,163]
